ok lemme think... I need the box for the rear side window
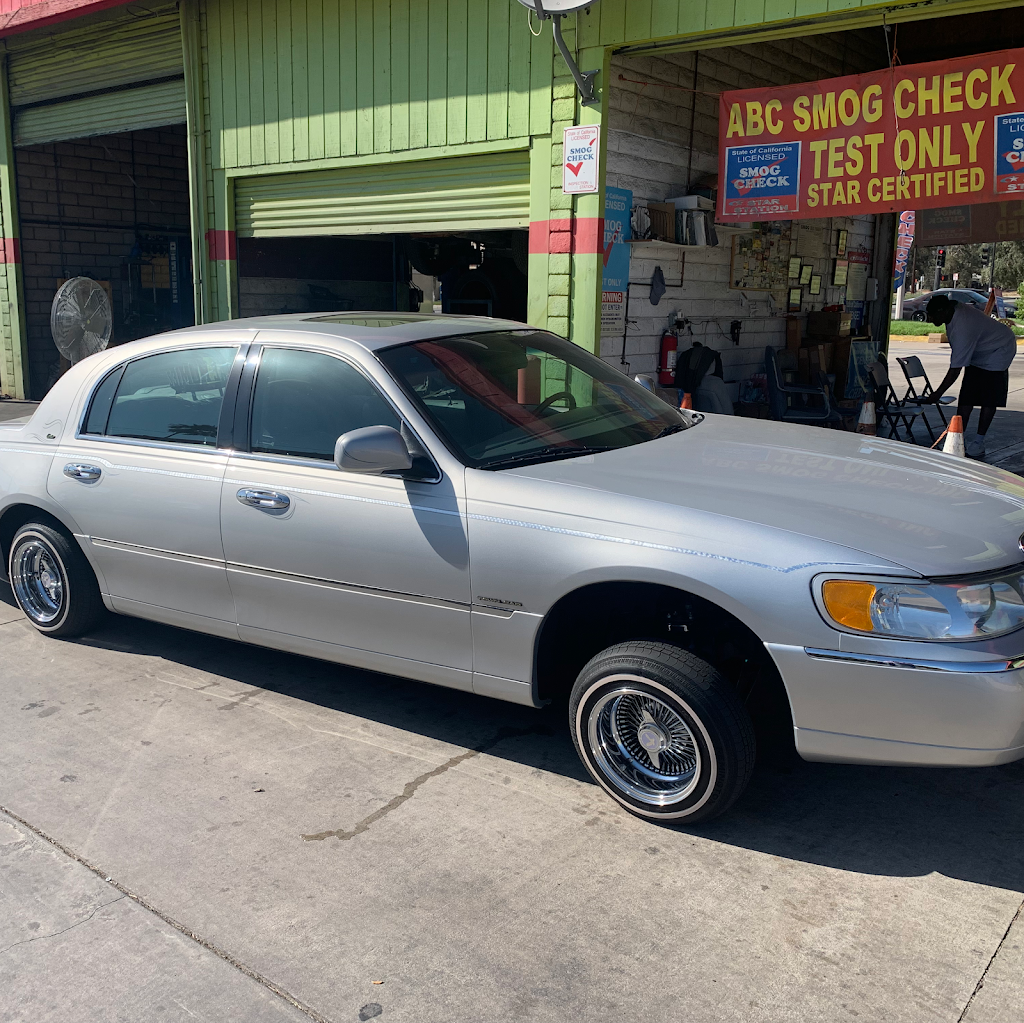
[103,347,236,446]
[249,348,400,460]
[82,366,124,435]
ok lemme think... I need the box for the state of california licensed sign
[717,46,1024,220]
[563,125,600,194]
[723,142,801,218]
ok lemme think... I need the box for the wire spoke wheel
[12,538,66,624]
[587,685,701,806]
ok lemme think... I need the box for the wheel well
[0,504,69,570]
[535,581,794,756]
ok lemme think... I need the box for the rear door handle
[63,463,102,483]
[237,488,290,511]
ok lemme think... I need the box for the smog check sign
[563,126,600,194]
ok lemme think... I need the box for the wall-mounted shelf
[627,239,689,250]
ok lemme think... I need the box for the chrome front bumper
[767,641,1024,768]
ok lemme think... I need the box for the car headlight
[820,569,1024,640]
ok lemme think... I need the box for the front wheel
[911,311,927,322]
[570,641,756,824]
[8,522,105,637]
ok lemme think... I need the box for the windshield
[377,329,692,469]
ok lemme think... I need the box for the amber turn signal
[821,579,877,632]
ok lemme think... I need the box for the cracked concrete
[2,580,1024,1022]
[0,812,312,1022]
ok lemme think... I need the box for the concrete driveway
[1,581,1022,1023]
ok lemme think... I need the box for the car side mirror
[334,425,413,474]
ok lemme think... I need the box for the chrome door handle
[236,488,290,510]
[63,463,102,483]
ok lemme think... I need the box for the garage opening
[605,30,891,409]
[234,150,530,322]
[604,6,1024,420]
[16,126,192,397]
[7,1,190,397]
[236,229,528,322]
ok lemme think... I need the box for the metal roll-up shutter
[7,3,184,146]
[14,79,186,147]
[235,151,532,238]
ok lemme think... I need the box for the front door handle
[63,463,102,483]
[237,488,290,511]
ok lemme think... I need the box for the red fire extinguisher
[658,330,678,386]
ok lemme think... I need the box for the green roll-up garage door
[7,3,184,147]
[235,151,532,237]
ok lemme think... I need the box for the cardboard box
[648,203,675,242]
[807,311,852,336]
[785,316,801,352]
[665,194,715,211]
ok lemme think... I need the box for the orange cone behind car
[942,415,965,457]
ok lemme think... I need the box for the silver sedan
[3,313,1024,823]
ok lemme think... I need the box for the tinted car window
[82,366,124,435]
[105,347,236,446]
[379,330,686,470]
[249,348,400,460]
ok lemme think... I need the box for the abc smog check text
[717,46,1024,221]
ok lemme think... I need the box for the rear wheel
[8,522,105,637]
[570,641,756,824]
[911,311,927,321]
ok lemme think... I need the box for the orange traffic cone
[680,392,693,410]
[942,415,965,456]
[856,401,876,435]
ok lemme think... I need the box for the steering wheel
[534,390,577,415]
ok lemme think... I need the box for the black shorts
[959,365,1009,407]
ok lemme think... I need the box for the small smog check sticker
[563,125,600,194]
[995,111,1024,194]
[723,141,801,218]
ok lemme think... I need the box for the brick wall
[15,125,190,397]
[604,33,886,395]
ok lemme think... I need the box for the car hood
[504,415,1024,577]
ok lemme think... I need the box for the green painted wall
[190,0,1015,350]
[202,0,552,171]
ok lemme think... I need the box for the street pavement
[1,578,1023,1022]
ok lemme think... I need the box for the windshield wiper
[653,422,688,439]
[482,445,615,470]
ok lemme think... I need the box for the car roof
[160,312,532,353]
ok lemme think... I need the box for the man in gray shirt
[922,295,1017,458]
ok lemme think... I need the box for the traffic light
[981,245,990,266]
[936,247,946,268]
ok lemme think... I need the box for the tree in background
[907,243,1024,293]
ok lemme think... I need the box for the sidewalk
[0,400,37,423]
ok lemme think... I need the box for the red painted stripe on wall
[529,218,604,255]
[0,0,133,37]
[206,229,237,262]
[0,237,21,263]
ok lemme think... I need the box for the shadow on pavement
[3,580,1023,893]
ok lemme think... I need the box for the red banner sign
[718,47,1024,221]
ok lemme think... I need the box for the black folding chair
[870,356,920,441]
[896,355,956,442]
